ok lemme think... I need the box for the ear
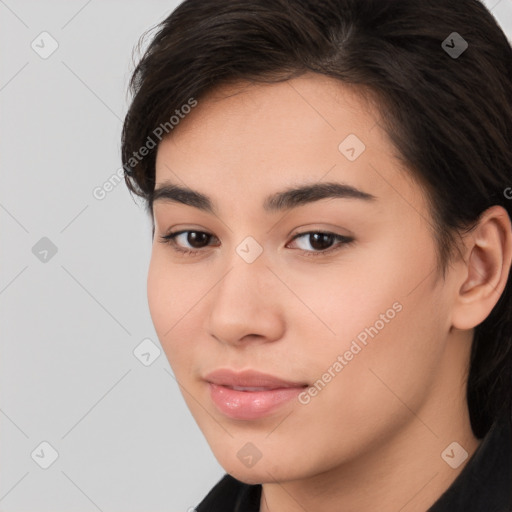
[451,205,512,330]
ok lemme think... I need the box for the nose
[206,255,286,347]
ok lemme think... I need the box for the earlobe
[451,206,512,331]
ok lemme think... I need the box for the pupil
[310,233,333,250]
[188,231,209,248]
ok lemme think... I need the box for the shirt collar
[428,407,512,511]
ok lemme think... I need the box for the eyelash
[158,229,354,258]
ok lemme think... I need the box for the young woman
[121,0,512,510]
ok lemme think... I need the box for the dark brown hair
[121,0,512,437]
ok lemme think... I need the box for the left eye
[287,231,354,255]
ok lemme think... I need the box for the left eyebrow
[150,181,376,215]
[263,182,376,212]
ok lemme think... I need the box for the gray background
[1,1,511,510]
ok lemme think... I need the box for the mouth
[207,383,308,420]
[204,369,309,420]
[224,386,286,391]
[204,368,309,389]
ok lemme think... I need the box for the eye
[158,229,354,258]
[287,231,354,257]
[158,230,218,255]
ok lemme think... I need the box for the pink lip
[204,368,308,388]
[204,369,308,420]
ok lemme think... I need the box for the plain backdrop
[1,1,511,511]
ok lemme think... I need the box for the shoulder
[428,407,512,511]
[195,473,261,512]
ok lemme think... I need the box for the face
[147,73,456,484]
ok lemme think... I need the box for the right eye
[158,230,219,255]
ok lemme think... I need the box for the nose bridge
[206,244,284,343]
[214,250,269,313]
[217,232,271,296]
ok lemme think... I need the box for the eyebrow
[150,181,376,215]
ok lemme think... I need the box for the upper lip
[204,369,308,389]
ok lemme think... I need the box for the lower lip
[208,382,305,420]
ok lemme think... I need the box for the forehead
[154,73,427,216]
[158,73,380,156]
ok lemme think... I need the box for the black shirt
[195,409,512,511]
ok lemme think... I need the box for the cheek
[146,251,205,367]
[288,231,448,403]
[280,232,431,344]
[147,254,172,335]
[278,281,450,473]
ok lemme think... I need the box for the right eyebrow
[151,183,215,214]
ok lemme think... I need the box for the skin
[147,73,512,512]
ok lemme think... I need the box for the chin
[218,452,305,485]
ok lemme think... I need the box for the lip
[204,369,308,420]
[204,368,308,389]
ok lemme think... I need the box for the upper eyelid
[288,231,353,247]
[163,228,344,238]
[164,230,220,244]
